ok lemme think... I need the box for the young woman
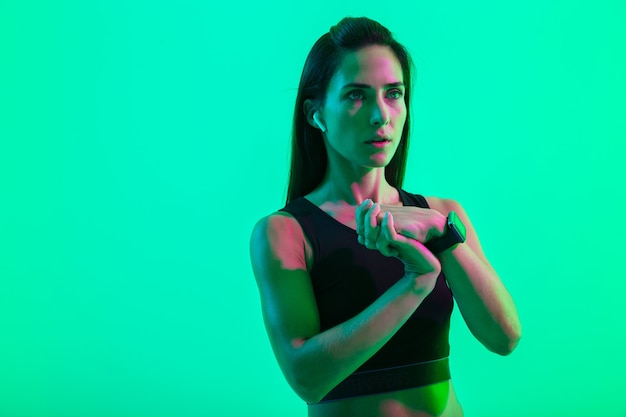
[250,17,521,417]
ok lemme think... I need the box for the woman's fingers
[378,211,399,257]
[355,199,373,245]
[363,203,381,249]
[382,210,397,240]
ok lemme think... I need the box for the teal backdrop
[2,1,625,416]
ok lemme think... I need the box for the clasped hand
[355,200,444,276]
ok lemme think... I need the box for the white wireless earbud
[313,112,327,133]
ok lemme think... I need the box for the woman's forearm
[440,244,521,355]
[285,273,435,403]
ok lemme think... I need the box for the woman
[250,17,521,417]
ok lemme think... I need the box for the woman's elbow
[491,322,522,356]
[294,387,326,405]
[280,356,329,404]
[287,371,328,404]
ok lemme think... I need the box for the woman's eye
[347,90,365,101]
[387,89,403,99]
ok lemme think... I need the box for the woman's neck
[309,167,399,206]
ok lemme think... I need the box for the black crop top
[280,190,454,401]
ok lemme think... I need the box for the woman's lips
[366,139,392,148]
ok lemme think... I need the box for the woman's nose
[370,97,390,127]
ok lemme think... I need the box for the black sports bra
[280,190,454,402]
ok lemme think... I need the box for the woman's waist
[317,357,451,403]
[308,379,463,417]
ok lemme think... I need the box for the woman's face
[319,44,407,170]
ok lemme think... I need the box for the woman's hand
[355,201,441,281]
[375,203,447,243]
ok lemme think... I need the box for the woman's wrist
[402,270,440,295]
[428,211,448,241]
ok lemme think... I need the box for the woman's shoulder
[250,209,312,270]
[430,196,466,213]
[425,196,450,212]
[251,197,310,234]
[399,189,460,213]
[251,209,303,243]
[399,189,455,211]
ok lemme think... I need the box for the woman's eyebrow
[341,82,404,90]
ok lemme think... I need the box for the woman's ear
[304,99,326,133]
[313,112,327,133]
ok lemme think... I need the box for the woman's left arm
[430,197,522,355]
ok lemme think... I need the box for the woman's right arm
[249,208,440,404]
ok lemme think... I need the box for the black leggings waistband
[317,357,450,403]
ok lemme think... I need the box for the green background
[2,1,625,416]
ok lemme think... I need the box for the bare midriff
[307,380,463,417]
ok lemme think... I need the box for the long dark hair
[286,17,415,203]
